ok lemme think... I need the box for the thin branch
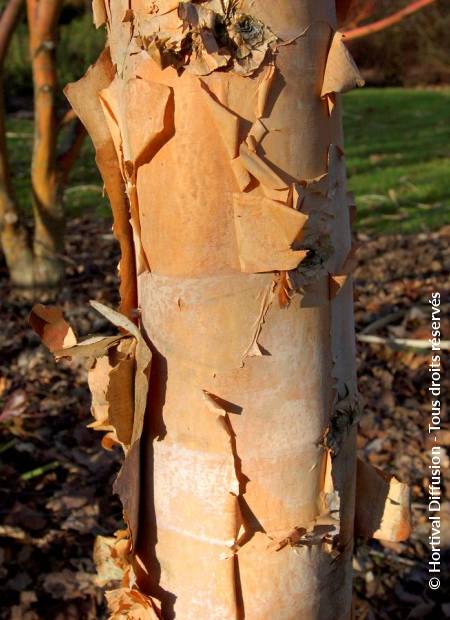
[64,184,103,195]
[360,309,407,335]
[56,118,86,189]
[57,107,77,130]
[0,0,24,66]
[345,0,436,40]
[357,333,450,351]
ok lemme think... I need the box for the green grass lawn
[5,87,450,235]
[344,87,450,234]
[6,116,109,219]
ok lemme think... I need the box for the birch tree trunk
[61,1,410,618]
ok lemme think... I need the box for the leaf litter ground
[0,216,448,619]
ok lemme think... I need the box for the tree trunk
[63,1,410,618]
[0,0,84,289]
[27,0,64,287]
[0,0,34,286]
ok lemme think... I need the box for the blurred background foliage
[3,0,449,109]
[4,0,105,111]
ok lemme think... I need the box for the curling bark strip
[36,1,413,618]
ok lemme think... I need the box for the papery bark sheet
[45,1,411,618]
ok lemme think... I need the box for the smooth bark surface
[1,0,82,288]
[27,0,64,286]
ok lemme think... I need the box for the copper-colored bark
[65,47,137,318]
[0,0,24,61]
[27,0,64,286]
[345,0,436,40]
[0,0,85,288]
[1,0,84,288]
[0,0,34,286]
[57,1,410,617]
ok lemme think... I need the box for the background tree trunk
[0,0,34,286]
[0,0,85,289]
[65,1,409,618]
[27,0,64,287]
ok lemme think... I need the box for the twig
[361,310,406,334]
[57,107,77,129]
[345,0,436,41]
[0,524,59,547]
[20,460,59,481]
[368,548,416,567]
[357,333,450,351]
[5,131,33,139]
[57,119,87,188]
[0,438,16,454]
[359,303,450,337]
[64,184,103,195]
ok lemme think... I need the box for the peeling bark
[32,0,412,617]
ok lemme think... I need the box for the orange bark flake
[30,1,413,617]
